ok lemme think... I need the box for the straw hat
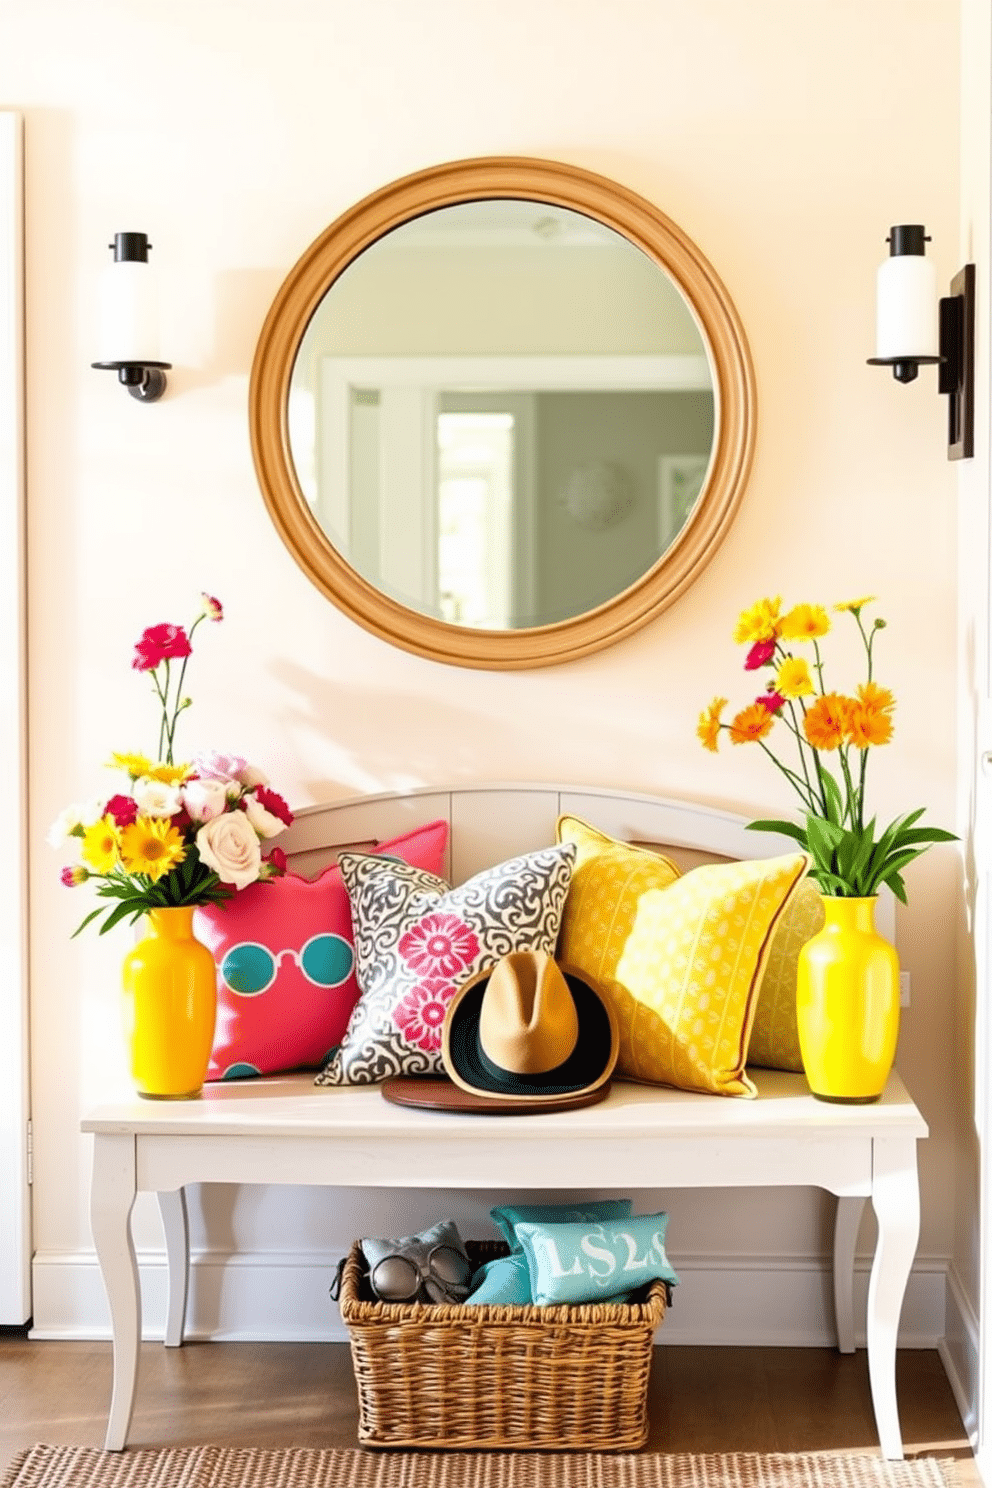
[441,949,618,1108]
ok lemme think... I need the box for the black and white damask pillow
[315,842,576,1086]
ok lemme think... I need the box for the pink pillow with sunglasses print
[194,819,449,1081]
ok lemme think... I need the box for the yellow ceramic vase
[121,906,217,1099]
[796,895,899,1104]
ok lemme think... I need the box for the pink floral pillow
[194,820,448,1080]
[315,842,576,1085]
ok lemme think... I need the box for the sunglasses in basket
[368,1243,473,1304]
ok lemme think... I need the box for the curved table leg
[90,1133,140,1451]
[833,1195,867,1354]
[158,1189,189,1348]
[867,1136,921,1461]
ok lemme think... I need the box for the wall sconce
[91,232,171,402]
[867,224,975,460]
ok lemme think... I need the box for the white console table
[83,1067,927,1457]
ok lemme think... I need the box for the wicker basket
[337,1239,667,1451]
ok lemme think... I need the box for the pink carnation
[104,793,139,828]
[132,623,192,672]
[757,691,786,714]
[200,593,224,622]
[254,785,293,828]
[745,639,777,671]
[192,750,248,784]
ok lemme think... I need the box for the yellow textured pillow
[555,815,809,1097]
[746,878,825,1073]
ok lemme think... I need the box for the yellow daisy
[81,816,121,874]
[834,595,877,614]
[733,597,781,646]
[143,760,192,786]
[108,751,153,779]
[775,656,815,698]
[696,697,727,753]
[779,603,831,641]
[120,817,186,881]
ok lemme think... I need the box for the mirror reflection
[287,201,716,630]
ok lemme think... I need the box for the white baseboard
[938,1261,980,1451]
[30,1247,949,1348]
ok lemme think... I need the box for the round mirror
[250,158,755,669]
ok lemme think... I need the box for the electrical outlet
[900,971,911,1008]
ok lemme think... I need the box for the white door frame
[0,110,30,1325]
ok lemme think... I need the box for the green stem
[852,609,875,683]
[755,737,820,812]
[151,666,170,762]
[811,637,826,693]
[780,699,818,805]
[837,746,860,830]
[161,658,173,763]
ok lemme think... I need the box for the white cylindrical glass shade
[875,254,938,361]
[97,260,160,363]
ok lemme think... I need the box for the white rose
[133,777,184,819]
[242,791,287,840]
[46,798,105,848]
[196,811,262,889]
[182,778,231,824]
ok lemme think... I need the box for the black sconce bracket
[938,263,975,460]
[91,359,172,402]
[867,261,975,461]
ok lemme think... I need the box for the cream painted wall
[2,0,963,1339]
[950,0,990,1448]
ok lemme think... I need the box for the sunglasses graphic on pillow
[220,934,353,996]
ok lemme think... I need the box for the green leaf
[747,819,809,847]
[849,824,877,883]
[835,830,861,883]
[71,906,107,939]
[820,771,844,826]
[876,846,927,880]
[811,867,851,896]
[888,825,958,848]
[805,814,844,863]
[98,899,150,935]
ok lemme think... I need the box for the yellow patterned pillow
[555,815,809,1097]
[746,878,825,1073]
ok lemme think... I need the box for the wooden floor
[0,1340,978,1479]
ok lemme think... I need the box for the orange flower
[803,693,851,751]
[697,697,727,753]
[729,703,775,745]
[857,681,895,714]
[846,683,896,748]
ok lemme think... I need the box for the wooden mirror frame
[249,157,756,670]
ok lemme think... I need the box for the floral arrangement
[697,595,954,902]
[49,594,294,935]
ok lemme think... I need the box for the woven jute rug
[0,1446,957,1488]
